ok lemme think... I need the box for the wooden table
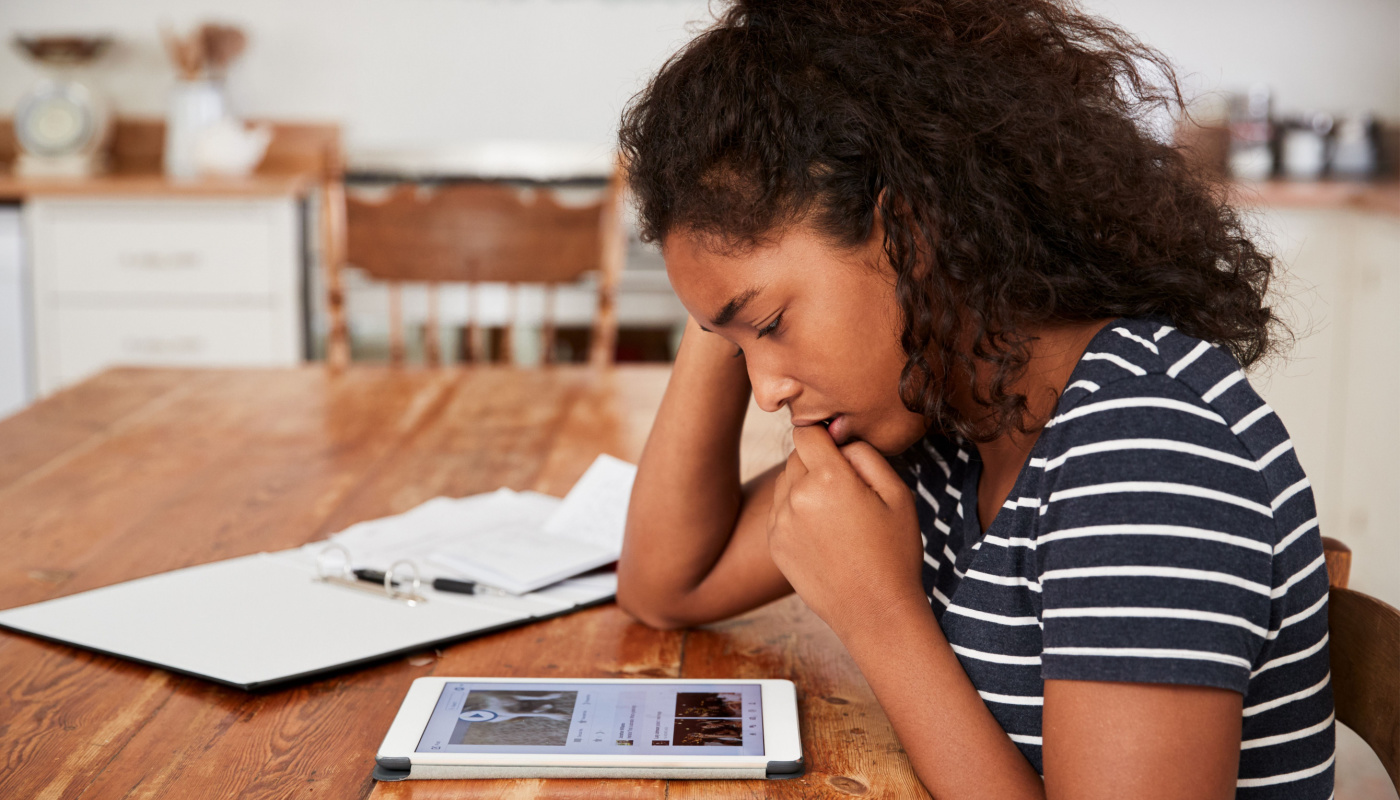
[0,366,925,799]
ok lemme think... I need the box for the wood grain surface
[0,366,926,799]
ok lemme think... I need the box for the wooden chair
[1321,536,1400,792]
[331,167,626,370]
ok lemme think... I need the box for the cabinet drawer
[32,199,294,297]
[47,304,295,392]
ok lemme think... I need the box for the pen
[352,568,508,597]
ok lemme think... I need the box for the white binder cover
[0,550,617,691]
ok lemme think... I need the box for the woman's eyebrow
[709,286,763,328]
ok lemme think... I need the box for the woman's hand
[766,424,926,635]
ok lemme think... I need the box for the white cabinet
[1247,206,1400,608]
[48,304,288,380]
[26,197,304,394]
[0,207,30,418]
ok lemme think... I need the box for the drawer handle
[118,251,203,270]
[122,336,204,355]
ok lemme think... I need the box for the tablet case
[371,756,806,781]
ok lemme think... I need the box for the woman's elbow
[615,580,691,631]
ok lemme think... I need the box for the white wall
[0,0,1395,153]
[0,0,714,151]
[1084,0,1399,119]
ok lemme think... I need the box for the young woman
[614,1,1334,797]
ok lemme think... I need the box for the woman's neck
[957,319,1114,532]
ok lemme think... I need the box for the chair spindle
[388,282,405,365]
[423,282,441,366]
[542,284,557,365]
[501,283,518,365]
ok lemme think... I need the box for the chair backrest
[333,169,625,368]
[1322,536,1400,792]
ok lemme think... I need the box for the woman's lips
[824,414,850,445]
[793,413,852,445]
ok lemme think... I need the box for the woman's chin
[859,414,931,457]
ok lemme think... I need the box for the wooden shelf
[0,171,316,201]
[1229,180,1400,217]
[0,117,340,201]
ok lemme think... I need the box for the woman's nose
[748,364,801,413]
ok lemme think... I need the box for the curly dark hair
[618,0,1282,441]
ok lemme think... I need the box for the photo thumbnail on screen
[670,692,746,746]
[675,691,742,718]
[674,717,744,746]
[450,690,578,746]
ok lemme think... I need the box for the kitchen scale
[11,36,113,178]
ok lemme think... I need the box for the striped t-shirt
[893,317,1334,797]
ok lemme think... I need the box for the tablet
[374,677,803,780]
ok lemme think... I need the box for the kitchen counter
[0,170,317,201]
[0,120,342,401]
[1231,179,1400,217]
[0,118,339,202]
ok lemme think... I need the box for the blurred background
[0,1,1394,795]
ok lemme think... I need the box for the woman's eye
[755,313,784,340]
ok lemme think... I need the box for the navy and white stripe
[894,318,1334,796]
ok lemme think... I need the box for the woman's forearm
[835,598,1047,800]
[617,318,758,625]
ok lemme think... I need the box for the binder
[0,547,618,691]
[0,455,636,690]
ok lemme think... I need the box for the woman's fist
[767,425,926,635]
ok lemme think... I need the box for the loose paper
[304,455,637,595]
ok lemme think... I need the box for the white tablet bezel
[377,677,802,770]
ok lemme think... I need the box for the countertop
[1231,180,1400,217]
[0,170,317,201]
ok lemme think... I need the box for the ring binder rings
[316,545,428,605]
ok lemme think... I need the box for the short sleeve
[1035,374,1275,694]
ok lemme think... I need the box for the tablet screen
[416,682,764,756]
